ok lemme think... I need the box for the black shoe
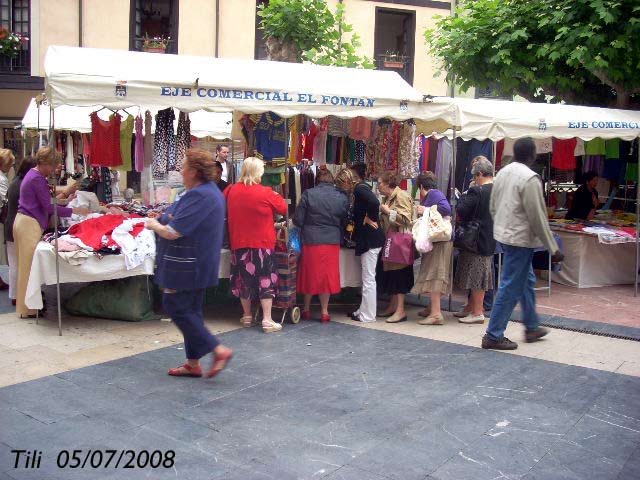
[482,334,518,350]
[347,311,359,320]
[525,327,549,343]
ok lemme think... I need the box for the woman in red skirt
[293,167,349,322]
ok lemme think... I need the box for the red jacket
[224,183,288,250]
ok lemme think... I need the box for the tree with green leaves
[424,0,640,108]
[257,0,374,69]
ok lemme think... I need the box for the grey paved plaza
[1,321,639,480]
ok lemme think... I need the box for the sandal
[418,313,444,325]
[168,363,202,377]
[262,319,283,333]
[206,347,233,379]
[321,314,330,323]
[240,315,253,328]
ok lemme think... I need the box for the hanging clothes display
[435,138,454,194]
[116,114,135,172]
[255,112,287,160]
[551,138,577,171]
[153,107,176,179]
[312,118,328,165]
[398,122,418,179]
[174,111,191,171]
[143,111,153,168]
[350,117,372,141]
[387,121,401,172]
[64,131,74,176]
[327,116,350,137]
[90,112,122,167]
[134,114,144,173]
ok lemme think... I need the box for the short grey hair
[471,156,493,177]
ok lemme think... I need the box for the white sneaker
[458,314,485,324]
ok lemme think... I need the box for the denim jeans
[486,245,540,340]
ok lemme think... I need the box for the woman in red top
[224,157,288,333]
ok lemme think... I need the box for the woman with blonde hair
[0,148,15,290]
[224,157,288,333]
[14,147,89,317]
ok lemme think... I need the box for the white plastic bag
[412,209,433,254]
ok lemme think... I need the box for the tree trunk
[616,91,630,109]
[266,37,301,63]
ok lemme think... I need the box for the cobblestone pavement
[1,316,639,480]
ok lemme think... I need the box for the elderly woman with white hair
[453,156,496,324]
[224,157,288,333]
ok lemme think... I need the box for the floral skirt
[455,250,494,291]
[230,248,278,300]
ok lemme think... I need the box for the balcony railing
[0,48,30,75]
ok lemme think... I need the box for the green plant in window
[0,27,28,59]
[142,34,171,50]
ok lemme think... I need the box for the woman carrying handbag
[412,171,453,325]
[453,157,496,324]
[377,171,415,323]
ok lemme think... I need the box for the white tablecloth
[26,245,363,310]
[25,242,155,310]
[217,248,362,287]
[551,230,637,288]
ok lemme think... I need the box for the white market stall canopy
[22,97,232,138]
[43,46,458,130]
[442,97,640,141]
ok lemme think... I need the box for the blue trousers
[163,289,219,360]
[486,245,540,340]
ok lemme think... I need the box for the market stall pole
[636,143,639,297]
[48,104,63,335]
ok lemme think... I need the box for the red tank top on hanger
[90,112,123,167]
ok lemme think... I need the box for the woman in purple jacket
[13,147,88,317]
[412,171,453,325]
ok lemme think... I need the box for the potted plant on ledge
[0,27,28,59]
[383,51,405,69]
[142,34,170,54]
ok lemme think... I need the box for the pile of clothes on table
[43,192,158,269]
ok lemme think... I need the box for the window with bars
[0,0,30,74]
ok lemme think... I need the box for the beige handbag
[426,205,452,242]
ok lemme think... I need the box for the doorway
[374,7,416,85]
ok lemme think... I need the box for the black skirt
[376,254,414,295]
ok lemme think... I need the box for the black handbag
[454,187,482,254]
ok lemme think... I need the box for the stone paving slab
[1,321,640,480]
